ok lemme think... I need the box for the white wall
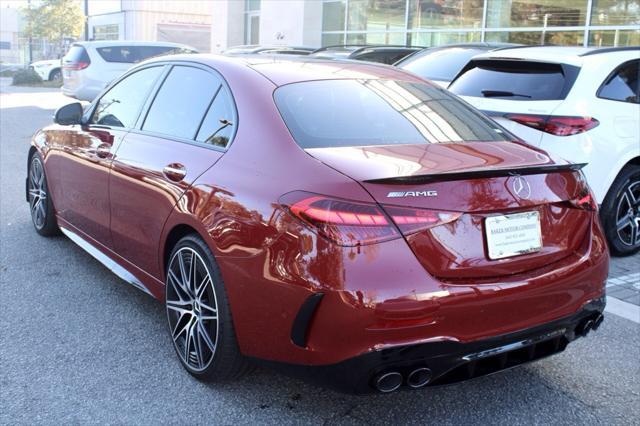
[259,1,306,46]
[210,0,244,53]
[0,7,21,64]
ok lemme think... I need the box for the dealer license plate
[485,211,542,260]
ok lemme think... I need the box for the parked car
[309,45,422,64]
[449,46,640,256]
[395,43,519,87]
[223,45,316,55]
[28,55,607,393]
[29,59,62,82]
[61,41,198,101]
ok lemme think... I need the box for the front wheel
[601,165,640,256]
[28,153,59,236]
[165,234,250,381]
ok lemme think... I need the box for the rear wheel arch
[48,67,61,80]
[628,156,640,167]
[162,223,202,277]
[27,146,38,168]
[600,161,640,256]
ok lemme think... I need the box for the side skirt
[58,220,163,299]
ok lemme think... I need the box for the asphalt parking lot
[1,79,639,425]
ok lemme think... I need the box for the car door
[56,65,165,248]
[109,63,237,278]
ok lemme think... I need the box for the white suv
[61,41,197,101]
[449,47,640,256]
[29,59,62,82]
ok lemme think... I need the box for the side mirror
[54,102,83,125]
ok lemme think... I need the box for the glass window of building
[322,1,346,31]
[320,0,638,48]
[591,0,640,25]
[347,0,407,32]
[93,24,119,41]
[408,31,481,47]
[347,32,406,45]
[408,0,484,29]
[245,0,261,11]
[486,0,588,28]
[589,30,640,47]
[485,30,584,46]
[322,33,345,45]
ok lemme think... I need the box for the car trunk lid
[306,142,592,279]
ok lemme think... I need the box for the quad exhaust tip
[407,367,432,389]
[592,314,604,330]
[374,372,403,393]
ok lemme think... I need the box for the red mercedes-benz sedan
[27,55,608,393]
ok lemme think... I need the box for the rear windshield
[63,45,90,63]
[399,48,485,82]
[96,46,195,63]
[449,60,572,100]
[274,79,510,149]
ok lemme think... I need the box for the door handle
[96,144,112,159]
[163,164,187,182]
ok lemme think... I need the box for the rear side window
[450,60,575,101]
[399,48,485,82]
[143,66,222,140]
[598,60,639,104]
[63,45,90,63]
[97,45,193,63]
[274,79,510,149]
[196,86,236,148]
[90,66,163,128]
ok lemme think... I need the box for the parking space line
[605,296,640,324]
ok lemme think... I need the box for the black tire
[165,234,250,381]
[28,153,59,237]
[600,164,640,256]
[49,68,62,83]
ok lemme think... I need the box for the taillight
[571,192,597,211]
[382,205,461,236]
[568,173,598,211]
[281,191,460,246]
[64,61,90,71]
[506,114,599,136]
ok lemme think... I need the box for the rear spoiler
[364,163,586,185]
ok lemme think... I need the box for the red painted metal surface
[32,55,609,368]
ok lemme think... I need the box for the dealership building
[210,0,640,52]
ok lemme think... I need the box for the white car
[29,59,62,82]
[61,40,197,101]
[449,46,640,256]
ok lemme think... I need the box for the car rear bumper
[220,209,608,376]
[255,295,606,394]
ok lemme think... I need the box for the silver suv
[62,41,197,101]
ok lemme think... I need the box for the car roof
[472,46,640,66]
[144,53,425,87]
[74,40,194,49]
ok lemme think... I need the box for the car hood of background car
[305,141,562,183]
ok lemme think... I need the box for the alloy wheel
[28,156,47,230]
[166,247,219,372]
[615,181,640,247]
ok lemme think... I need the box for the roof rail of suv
[579,46,640,56]
[311,44,425,54]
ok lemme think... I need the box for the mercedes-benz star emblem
[511,175,532,200]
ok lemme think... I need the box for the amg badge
[387,190,438,198]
